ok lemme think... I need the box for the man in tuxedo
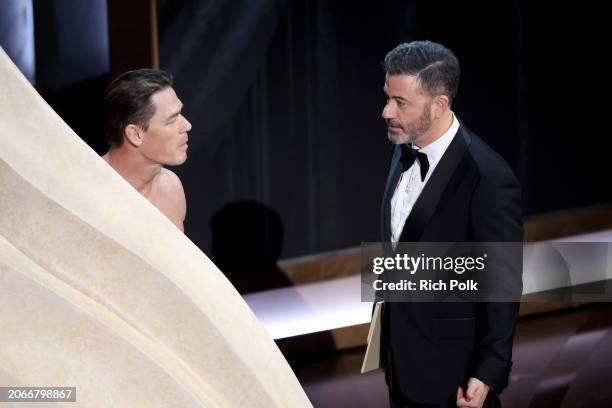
[379,41,522,407]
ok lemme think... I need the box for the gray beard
[394,103,434,145]
[391,124,429,145]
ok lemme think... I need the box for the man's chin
[166,154,187,166]
[387,131,410,145]
[177,154,188,165]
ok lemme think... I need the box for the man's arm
[468,165,523,393]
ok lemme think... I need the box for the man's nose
[382,103,395,120]
[182,116,192,132]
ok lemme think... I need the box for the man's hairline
[384,72,445,102]
[128,84,175,133]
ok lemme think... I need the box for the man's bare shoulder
[158,168,184,192]
[152,168,187,230]
[157,168,186,209]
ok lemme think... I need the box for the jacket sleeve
[469,165,523,392]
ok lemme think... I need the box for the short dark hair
[383,40,460,104]
[103,69,173,147]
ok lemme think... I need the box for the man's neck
[103,147,162,197]
[415,110,454,148]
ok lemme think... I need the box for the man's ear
[432,95,450,120]
[124,124,143,147]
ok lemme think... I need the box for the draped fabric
[159,0,419,258]
[157,0,611,259]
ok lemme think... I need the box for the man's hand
[456,377,490,408]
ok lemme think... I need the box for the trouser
[389,388,502,408]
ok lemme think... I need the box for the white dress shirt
[390,113,460,246]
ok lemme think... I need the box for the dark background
[2,0,609,260]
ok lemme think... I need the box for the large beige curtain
[0,48,311,407]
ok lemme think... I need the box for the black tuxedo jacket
[380,123,523,406]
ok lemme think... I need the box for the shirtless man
[102,69,191,232]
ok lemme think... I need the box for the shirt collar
[414,112,459,168]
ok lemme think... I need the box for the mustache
[386,119,402,128]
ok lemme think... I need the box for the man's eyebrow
[384,93,408,103]
[382,88,407,102]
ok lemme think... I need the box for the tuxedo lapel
[399,126,471,242]
[381,146,403,242]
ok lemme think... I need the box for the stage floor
[291,303,612,408]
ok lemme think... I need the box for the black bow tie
[400,144,430,181]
